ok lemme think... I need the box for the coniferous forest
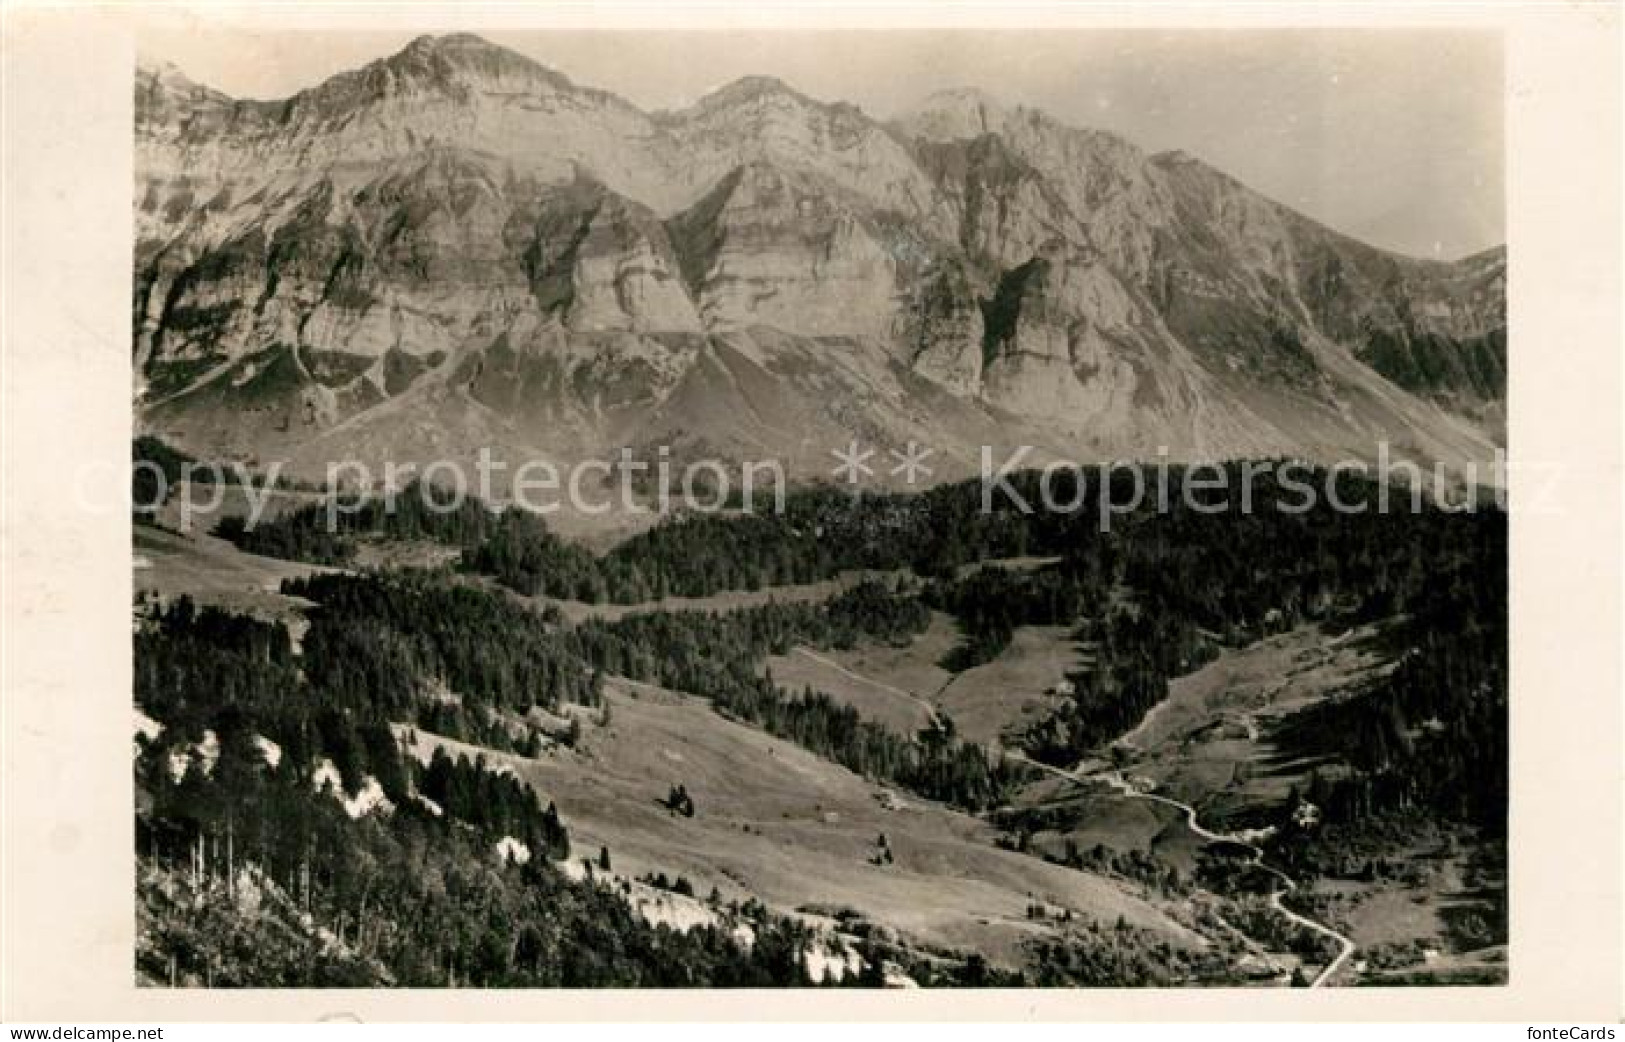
[139,456,1506,986]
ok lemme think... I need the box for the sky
[141,28,1504,260]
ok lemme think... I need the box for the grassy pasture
[398,677,1204,970]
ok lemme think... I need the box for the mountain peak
[404,31,498,50]
[376,32,572,90]
[901,87,1013,141]
[1151,148,1199,166]
[712,74,793,97]
[134,38,1506,472]
[903,90,1145,164]
[395,32,532,64]
[135,57,220,98]
[135,57,238,129]
[135,57,189,84]
[684,74,818,115]
[256,31,588,123]
[918,86,1006,115]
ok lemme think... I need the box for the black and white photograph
[125,25,1510,990]
[2,1,1621,1027]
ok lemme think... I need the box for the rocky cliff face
[135,34,1505,482]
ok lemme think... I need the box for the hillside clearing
[936,625,1086,748]
[545,569,903,624]
[134,524,327,628]
[397,678,1204,970]
[1120,623,1391,821]
[765,614,1084,749]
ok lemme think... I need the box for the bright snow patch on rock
[883,966,919,988]
[311,759,393,819]
[341,777,392,819]
[413,794,444,817]
[134,709,164,758]
[134,709,163,743]
[311,758,343,792]
[165,729,222,781]
[555,865,732,939]
[629,886,717,934]
[253,735,282,768]
[803,944,862,983]
[495,836,532,865]
[195,730,221,775]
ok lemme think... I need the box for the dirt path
[790,647,945,726]
[1011,753,1356,987]
[1117,692,1178,750]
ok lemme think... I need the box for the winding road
[782,646,1355,985]
[785,645,1356,985]
[1011,753,1356,987]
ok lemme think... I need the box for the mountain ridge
[135,33,1505,485]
